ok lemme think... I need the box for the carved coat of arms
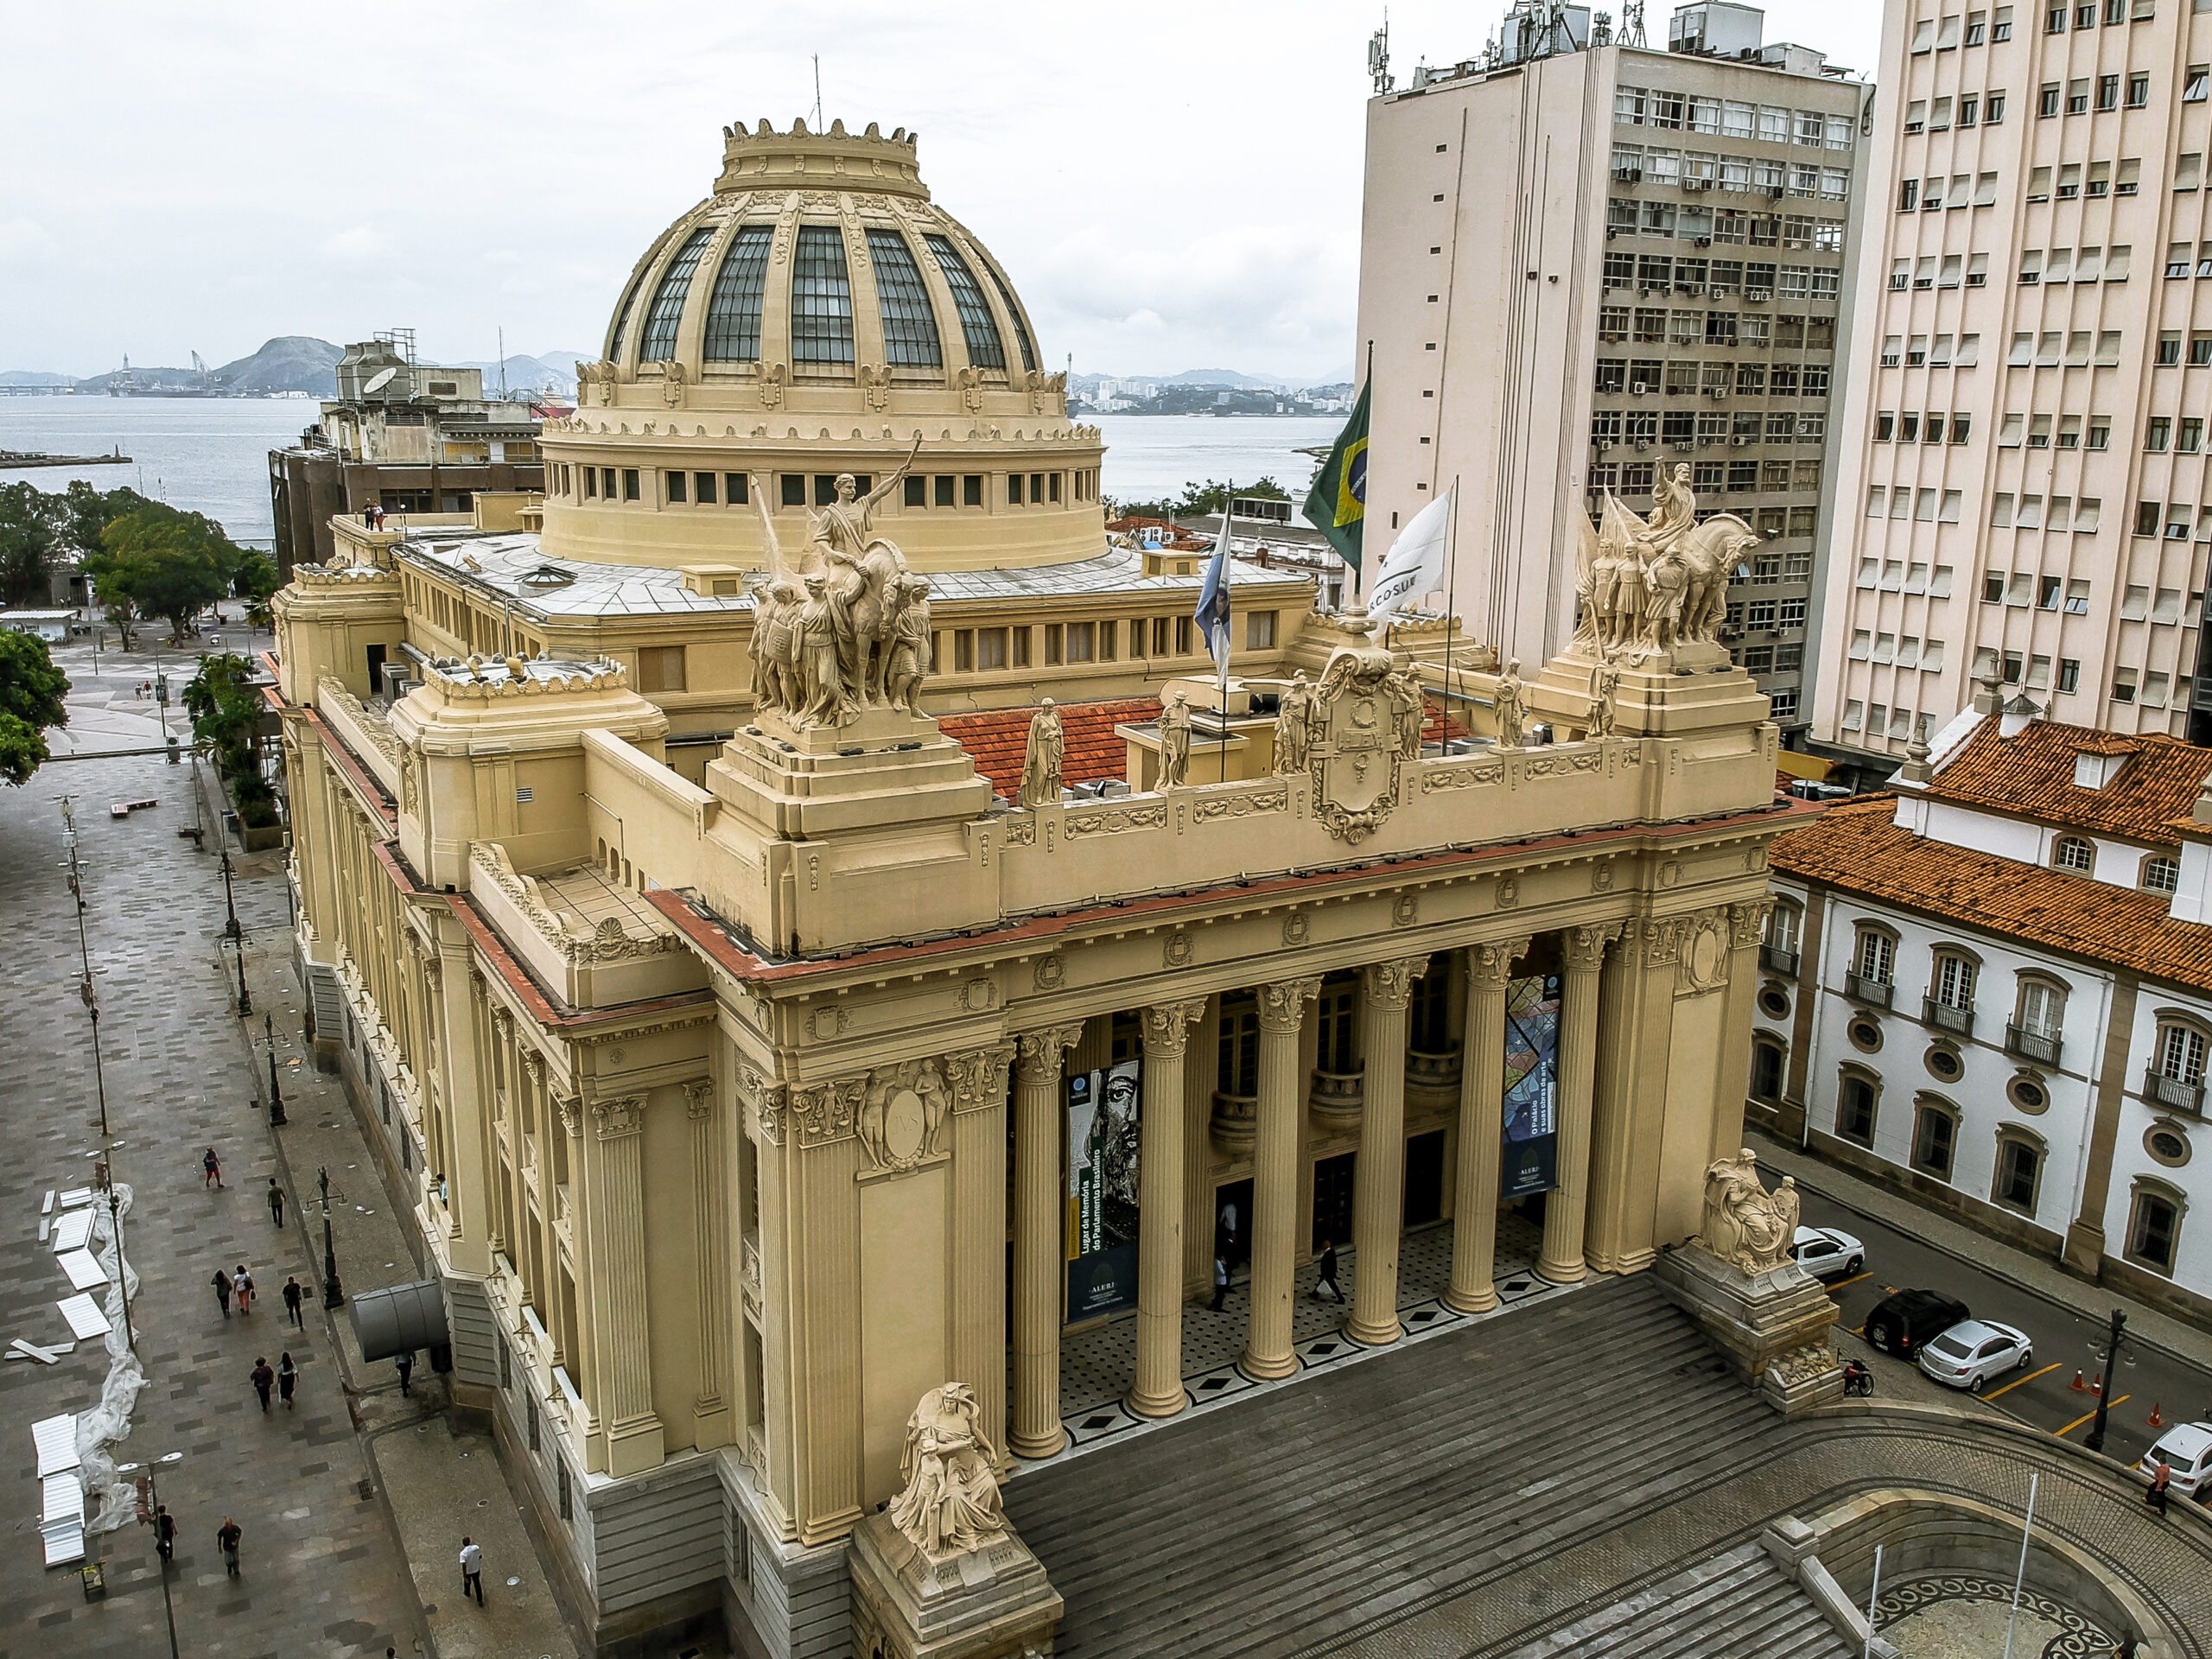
[1309,642,1423,844]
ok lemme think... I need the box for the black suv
[1863,1288,1969,1360]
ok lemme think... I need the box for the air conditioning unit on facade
[1732,435,1751,446]
[1630,383,1649,395]
[1673,441,1694,451]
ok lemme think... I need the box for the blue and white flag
[1195,493,1234,672]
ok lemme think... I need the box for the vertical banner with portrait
[1065,1057,1142,1320]
[1501,972,1561,1198]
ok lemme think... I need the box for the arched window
[2053,836,2096,874]
[2125,1179,2186,1274]
[1910,1095,1958,1179]
[2009,976,2067,1064]
[702,225,774,361]
[1751,1039,1786,1101]
[1764,902,1802,974]
[2149,1015,2211,1109]
[1835,1068,1878,1146]
[2142,854,2182,893]
[791,226,856,365]
[637,226,715,363]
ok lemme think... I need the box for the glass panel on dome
[791,226,856,365]
[865,228,943,367]
[608,279,641,361]
[925,233,1006,370]
[702,226,774,361]
[639,227,715,363]
[986,264,1038,373]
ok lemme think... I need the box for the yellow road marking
[1830,1272,1873,1292]
[1980,1362,2060,1402]
[2056,1395,2130,1438]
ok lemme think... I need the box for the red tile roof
[1771,795,2212,991]
[1928,716,2212,845]
[940,694,1468,798]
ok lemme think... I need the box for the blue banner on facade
[1066,1058,1142,1320]
[1501,973,1560,1199]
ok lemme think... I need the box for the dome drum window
[702,226,774,363]
[926,233,1007,371]
[866,228,944,369]
[791,226,857,368]
[639,227,716,365]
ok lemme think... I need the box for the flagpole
[1218,481,1233,782]
[1359,339,1374,607]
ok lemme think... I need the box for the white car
[1916,1319,2034,1390]
[2139,1421,2212,1499]
[1789,1225,1866,1280]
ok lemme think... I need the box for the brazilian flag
[1301,379,1370,571]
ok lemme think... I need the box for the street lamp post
[219,844,241,940]
[231,937,251,1018]
[2084,1306,2131,1455]
[263,1012,286,1128]
[108,1190,181,1659]
[318,1166,344,1309]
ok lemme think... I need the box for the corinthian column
[1243,976,1319,1381]
[1010,1022,1083,1459]
[1539,923,1620,1284]
[585,1094,664,1476]
[1128,998,1205,1419]
[684,1078,728,1439]
[1347,956,1427,1346]
[1445,936,1530,1312]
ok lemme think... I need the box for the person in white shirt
[460,1536,484,1605]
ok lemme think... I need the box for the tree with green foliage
[59,480,156,557]
[232,549,281,631]
[0,481,64,607]
[1109,475,1295,524]
[185,652,279,829]
[86,505,244,645]
[0,630,70,786]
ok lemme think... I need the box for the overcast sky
[1,1,1880,382]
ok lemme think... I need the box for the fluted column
[1010,1023,1083,1459]
[1347,957,1427,1346]
[1128,999,1205,1418]
[684,1077,729,1440]
[1446,936,1531,1312]
[585,1094,664,1476]
[1539,923,1620,1284]
[1243,976,1319,1380]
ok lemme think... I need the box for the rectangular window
[1912,1106,1957,1180]
[622,468,640,501]
[963,474,984,506]
[637,645,687,694]
[665,470,687,504]
[695,472,716,505]
[1008,473,1024,505]
[904,474,927,507]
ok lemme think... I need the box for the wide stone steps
[1005,1274,1819,1659]
[1496,1541,1854,1658]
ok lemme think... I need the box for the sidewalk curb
[1759,1135,2212,1375]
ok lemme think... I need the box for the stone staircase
[1496,1541,1853,1658]
[1004,1274,1828,1659]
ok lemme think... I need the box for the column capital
[491,1005,515,1039]
[1257,976,1322,1033]
[1014,1022,1084,1082]
[944,1041,1018,1112]
[1140,999,1207,1058]
[1561,920,1623,971]
[683,1077,715,1121]
[1362,955,1430,1010]
[738,1064,788,1144]
[1467,935,1534,989]
[1729,899,1774,950]
[554,1093,582,1136]
[592,1095,645,1141]
[520,1049,545,1087]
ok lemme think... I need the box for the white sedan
[1916,1319,2035,1390]
[1789,1225,1866,1280]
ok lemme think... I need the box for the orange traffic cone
[2150,1402,2166,1429]
[2071,1370,2087,1392]
[2091,1376,2103,1395]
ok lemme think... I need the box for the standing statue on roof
[1274,671,1315,775]
[1159,691,1193,788]
[1018,699,1064,808]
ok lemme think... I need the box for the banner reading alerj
[1065,1057,1142,1319]
[1300,378,1370,572]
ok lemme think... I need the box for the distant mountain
[213,336,343,394]
[0,369,73,386]
[1161,369,1289,391]
[451,352,585,393]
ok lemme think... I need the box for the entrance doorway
[1404,1131,1446,1227]
[1312,1153,1356,1254]
[1215,1178,1252,1272]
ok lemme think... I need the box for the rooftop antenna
[1368,15,1392,94]
[498,326,508,400]
[1621,0,1647,47]
[811,55,824,130]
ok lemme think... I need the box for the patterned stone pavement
[0,744,420,1658]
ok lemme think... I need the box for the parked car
[1863,1288,1970,1360]
[1916,1319,2035,1390]
[2139,1422,2212,1500]
[1790,1225,1866,1280]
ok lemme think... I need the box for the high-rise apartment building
[1814,0,2212,778]
[1357,1,1870,731]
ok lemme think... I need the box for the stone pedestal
[1652,1243,1844,1416]
[848,1511,1063,1659]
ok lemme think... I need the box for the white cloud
[317,226,389,264]
[0,216,58,267]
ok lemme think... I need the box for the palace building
[270,115,1802,1656]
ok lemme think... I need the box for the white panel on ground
[56,1188,96,1208]
[50,1210,93,1252]
[57,1295,111,1338]
[33,1414,78,1476]
[56,1250,108,1291]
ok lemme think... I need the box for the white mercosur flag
[1365,488,1452,622]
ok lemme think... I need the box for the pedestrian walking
[283,1275,305,1328]
[1308,1237,1344,1302]
[460,1536,485,1605]
[251,1357,274,1411]
[152,1503,175,1564]
[234,1265,254,1314]
[2148,1459,2173,1517]
[1210,1253,1230,1312]
[267,1178,285,1228]
[277,1351,297,1409]
[217,1516,242,1577]
[203,1147,224,1189]
[396,1351,414,1396]
[212,1267,232,1318]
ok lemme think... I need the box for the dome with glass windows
[537,118,1105,573]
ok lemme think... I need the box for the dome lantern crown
[713,117,929,201]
